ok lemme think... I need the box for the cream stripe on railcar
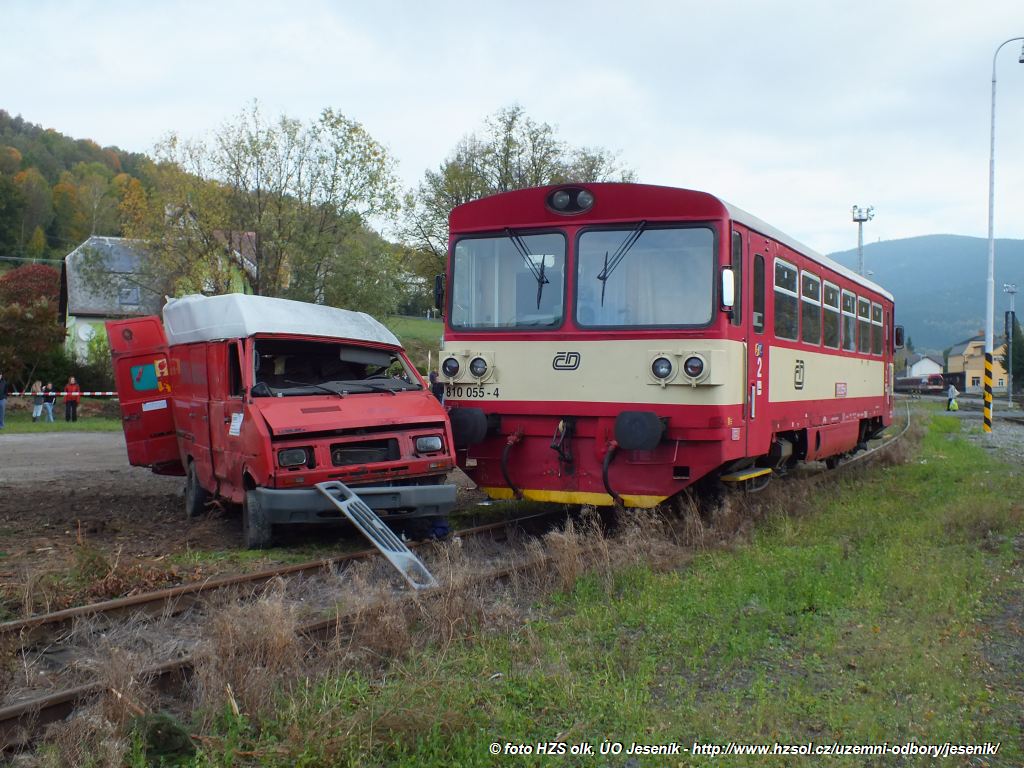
[768,346,884,403]
[441,339,747,407]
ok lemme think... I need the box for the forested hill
[0,110,149,261]
[828,235,1024,352]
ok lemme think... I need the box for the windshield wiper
[284,379,346,398]
[506,228,549,309]
[332,379,407,396]
[596,221,647,306]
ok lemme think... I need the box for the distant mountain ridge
[827,235,1024,352]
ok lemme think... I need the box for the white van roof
[162,293,402,348]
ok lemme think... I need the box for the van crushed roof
[162,293,402,348]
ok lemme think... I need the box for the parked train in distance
[894,373,945,395]
[436,183,902,507]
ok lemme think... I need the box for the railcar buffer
[315,481,438,590]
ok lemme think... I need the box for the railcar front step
[719,467,772,483]
[315,481,438,590]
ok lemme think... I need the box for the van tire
[185,462,210,518]
[243,490,272,549]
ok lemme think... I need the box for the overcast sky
[4,0,1024,254]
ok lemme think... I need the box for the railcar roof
[162,293,401,348]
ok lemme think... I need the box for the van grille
[331,438,400,467]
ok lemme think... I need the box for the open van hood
[253,391,446,436]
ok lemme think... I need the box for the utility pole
[1005,283,1017,408]
[852,205,874,276]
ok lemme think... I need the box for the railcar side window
[773,259,799,340]
[731,231,743,326]
[823,282,840,348]
[841,291,857,352]
[451,232,566,329]
[801,272,821,345]
[576,226,714,327]
[871,302,883,355]
[857,297,871,353]
[753,254,765,333]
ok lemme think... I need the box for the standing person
[0,371,9,430]
[428,371,445,403]
[946,382,959,411]
[64,376,81,422]
[42,382,56,422]
[31,381,43,422]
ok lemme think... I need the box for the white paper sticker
[229,412,243,436]
[142,399,168,412]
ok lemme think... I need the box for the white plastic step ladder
[314,481,438,590]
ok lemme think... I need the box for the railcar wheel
[243,489,273,549]
[185,461,210,518]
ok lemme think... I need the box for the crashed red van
[106,293,457,548]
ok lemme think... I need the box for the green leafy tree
[402,105,636,277]
[135,101,400,306]
[13,167,52,247]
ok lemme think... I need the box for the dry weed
[192,585,301,721]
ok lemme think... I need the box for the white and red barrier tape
[10,391,119,397]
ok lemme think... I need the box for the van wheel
[243,490,272,549]
[185,462,210,518]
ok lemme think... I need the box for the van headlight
[415,435,443,453]
[278,447,310,467]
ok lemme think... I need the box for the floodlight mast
[852,205,874,276]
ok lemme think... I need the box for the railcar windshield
[576,226,715,327]
[250,339,420,397]
[450,232,566,329]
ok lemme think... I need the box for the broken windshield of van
[252,339,420,396]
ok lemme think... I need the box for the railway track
[0,509,564,751]
[1,412,914,753]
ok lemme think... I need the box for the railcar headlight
[278,447,310,467]
[415,435,444,453]
[551,190,571,210]
[469,356,488,378]
[576,189,595,210]
[683,356,705,378]
[651,357,674,380]
[441,357,460,378]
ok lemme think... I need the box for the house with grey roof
[58,236,164,360]
[904,353,943,378]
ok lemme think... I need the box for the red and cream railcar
[438,183,897,506]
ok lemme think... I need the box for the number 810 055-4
[445,384,499,399]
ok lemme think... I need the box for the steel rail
[0,511,556,651]
[0,522,557,751]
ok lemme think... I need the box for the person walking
[31,381,43,422]
[946,382,959,411]
[0,371,9,430]
[64,376,81,422]
[42,382,56,422]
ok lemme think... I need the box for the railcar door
[746,247,773,456]
[106,317,184,475]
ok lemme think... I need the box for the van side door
[106,317,183,475]
[207,340,247,501]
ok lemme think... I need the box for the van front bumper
[252,482,457,525]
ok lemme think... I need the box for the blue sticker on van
[130,364,158,391]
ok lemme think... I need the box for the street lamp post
[984,37,1024,433]
[852,205,874,276]
[1005,283,1017,408]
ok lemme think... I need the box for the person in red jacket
[64,376,82,422]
